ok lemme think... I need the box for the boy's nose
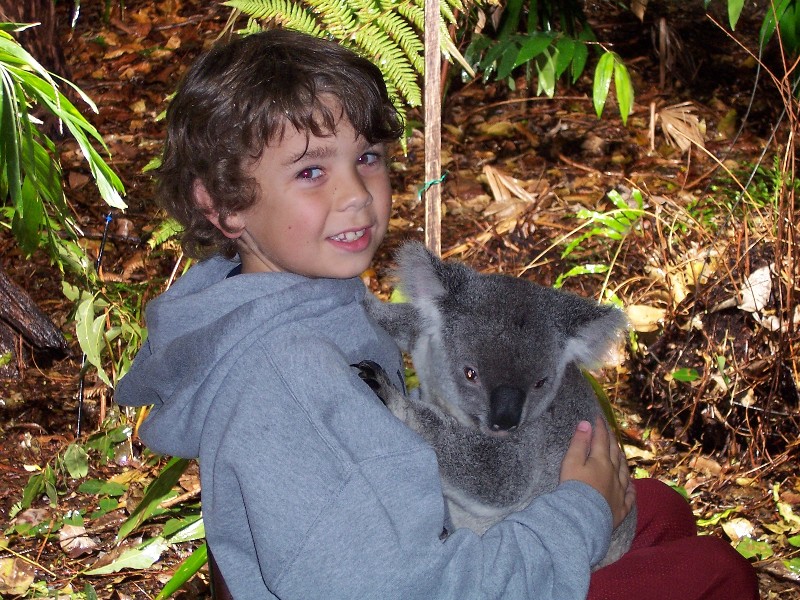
[335,170,372,211]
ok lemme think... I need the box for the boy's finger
[589,416,609,458]
[563,420,593,467]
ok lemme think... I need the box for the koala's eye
[464,367,478,382]
[534,378,548,389]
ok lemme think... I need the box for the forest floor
[0,0,798,598]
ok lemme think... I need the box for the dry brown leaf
[631,0,648,21]
[658,102,705,153]
[59,524,98,559]
[626,304,667,333]
[721,517,754,543]
[737,264,772,313]
[0,558,35,596]
[689,455,723,476]
[476,121,517,138]
[68,171,90,190]
[480,166,541,236]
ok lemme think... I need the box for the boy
[116,29,758,599]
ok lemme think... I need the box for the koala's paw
[352,360,396,405]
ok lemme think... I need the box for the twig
[0,545,58,577]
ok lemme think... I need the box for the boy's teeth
[332,229,365,242]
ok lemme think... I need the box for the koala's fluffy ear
[558,295,628,369]
[393,241,474,335]
[394,242,448,301]
[395,241,472,300]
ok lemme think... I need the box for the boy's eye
[358,151,382,166]
[297,166,323,180]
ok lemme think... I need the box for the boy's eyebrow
[284,144,337,165]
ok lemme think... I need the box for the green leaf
[670,368,700,382]
[117,457,191,541]
[554,38,576,79]
[667,484,690,500]
[164,515,205,543]
[592,51,615,118]
[514,33,554,70]
[785,557,800,574]
[83,584,99,600]
[78,479,127,497]
[98,497,120,513]
[63,443,89,479]
[727,0,744,30]
[613,60,634,125]
[697,507,736,527]
[493,37,522,80]
[154,543,208,600]
[582,370,621,439]
[147,218,183,250]
[735,537,773,560]
[21,471,46,509]
[554,263,609,288]
[571,40,588,83]
[788,534,800,548]
[389,288,409,304]
[536,50,557,97]
[85,537,169,575]
[75,295,112,387]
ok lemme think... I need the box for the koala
[357,242,635,569]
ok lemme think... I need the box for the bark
[0,0,70,79]
[0,266,66,350]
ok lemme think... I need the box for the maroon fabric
[589,478,760,600]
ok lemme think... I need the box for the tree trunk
[0,265,68,379]
[0,0,70,79]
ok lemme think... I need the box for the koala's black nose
[489,385,526,431]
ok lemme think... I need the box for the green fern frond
[225,0,323,36]
[395,1,424,31]
[306,0,358,38]
[354,23,421,106]
[373,10,425,71]
[439,0,462,25]
[227,0,458,118]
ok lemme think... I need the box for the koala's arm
[354,360,456,437]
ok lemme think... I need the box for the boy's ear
[193,180,246,239]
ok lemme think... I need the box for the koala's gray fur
[361,242,636,569]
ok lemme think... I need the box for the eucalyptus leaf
[117,457,191,541]
[85,537,169,575]
[154,543,208,600]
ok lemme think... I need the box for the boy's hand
[560,417,635,529]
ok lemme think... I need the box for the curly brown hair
[157,29,404,259]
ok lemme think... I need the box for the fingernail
[576,420,591,432]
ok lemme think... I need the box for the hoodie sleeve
[206,334,611,600]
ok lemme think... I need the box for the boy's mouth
[329,228,367,243]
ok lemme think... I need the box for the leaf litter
[0,0,798,598]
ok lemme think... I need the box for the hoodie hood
[115,255,371,458]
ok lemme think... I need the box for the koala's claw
[352,360,394,405]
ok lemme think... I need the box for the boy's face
[207,105,392,279]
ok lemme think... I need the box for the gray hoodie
[116,255,612,600]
